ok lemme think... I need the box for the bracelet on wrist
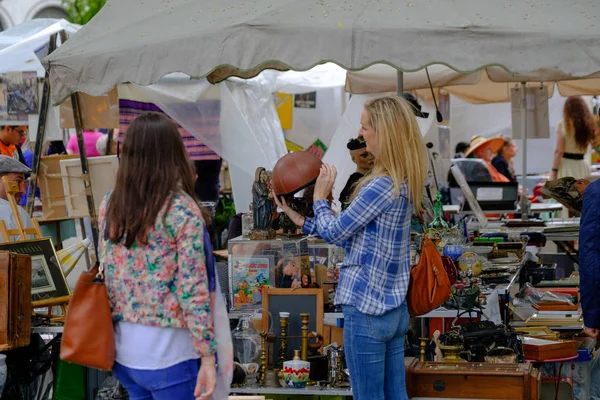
[551,168,559,172]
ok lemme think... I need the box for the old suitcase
[406,359,540,399]
[0,251,32,350]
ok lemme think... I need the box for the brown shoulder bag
[60,263,115,370]
[407,236,453,317]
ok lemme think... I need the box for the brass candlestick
[300,313,310,361]
[256,331,268,385]
[277,312,289,370]
[419,337,429,362]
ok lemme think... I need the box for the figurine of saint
[252,167,274,231]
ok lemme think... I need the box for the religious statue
[252,167,275,232]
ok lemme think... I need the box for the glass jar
[231,313,261,378]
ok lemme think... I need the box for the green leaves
[62,0,106,25]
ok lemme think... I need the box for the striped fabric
[118,99,220,161]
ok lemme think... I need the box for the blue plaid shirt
[302,176,412,316]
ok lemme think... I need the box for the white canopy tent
[0,19,79,140]
[43,0,600,105]
[346,64,600,104]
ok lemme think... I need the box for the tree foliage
[62,0,106,25]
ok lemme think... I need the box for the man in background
[576,178,600,339]
[0,156,32,236]
[0,124,27,164]
[338,137,374,210]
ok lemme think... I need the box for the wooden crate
[0,252,32,350]
[406,359,539,399]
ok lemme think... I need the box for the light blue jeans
[342,303,410,400]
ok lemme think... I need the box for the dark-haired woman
[551,96,597,180]
[99,112,217,400]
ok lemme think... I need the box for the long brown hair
[563,96,596,150]
[106,112,196,248]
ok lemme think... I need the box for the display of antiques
[430,320,524,364]
[540,177,583,215]
[228,237,339,312]
[229,307,348,390]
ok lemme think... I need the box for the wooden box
[406,359,539,399]
[0,251,32,350]
[522,337,578,361]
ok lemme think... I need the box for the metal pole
[397,71,404,95]
[519,82,531,220]
[26,33,58,216]
[70,92,99,258]
[105,129,114,156]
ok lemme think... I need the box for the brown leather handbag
[407,236,453,317]
[60,263,115,370]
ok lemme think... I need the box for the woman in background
[551,96,596,180]
[492,137,518,182]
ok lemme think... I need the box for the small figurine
[252,167,275,231]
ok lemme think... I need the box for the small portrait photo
[31,255,57,295]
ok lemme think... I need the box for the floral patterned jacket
[98,192,216,357]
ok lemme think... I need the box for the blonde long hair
[351,96,429,214]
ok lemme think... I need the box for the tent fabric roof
[43,0,600,104]
[346,64,600,103]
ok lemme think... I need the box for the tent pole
[397,71,404,95]
[70,92,99,259]
[519,82,530,220]
[26,33,59,216]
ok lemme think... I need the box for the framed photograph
[0,238,70,302]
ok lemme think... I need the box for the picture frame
[262,288,324,363]
[60,155,119,217]
[0,238,69,302]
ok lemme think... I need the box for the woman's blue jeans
[342,303,410,400]
[113,359,198,400]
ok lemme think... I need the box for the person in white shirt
[0,155,33,235]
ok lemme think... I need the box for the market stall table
[443,203,564,215]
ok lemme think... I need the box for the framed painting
[0,238,70,302]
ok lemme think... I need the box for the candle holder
[300,313,310,361]
[277,312,289,370]
[256,331,268,385]
[419,337,429,362]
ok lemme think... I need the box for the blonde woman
[551,96,596,180]
[274,96,428,400]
